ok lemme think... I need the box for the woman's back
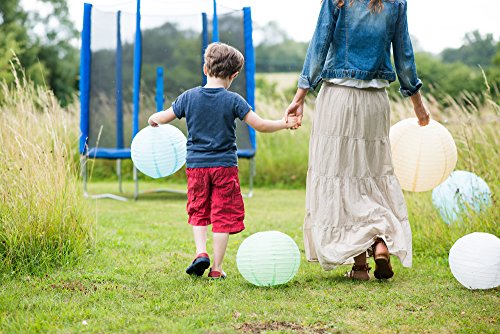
[328,1,399,77]
[299,0,422,97]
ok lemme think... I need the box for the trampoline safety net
[80,1,256,160]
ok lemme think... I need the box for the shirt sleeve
[392,0,423,97]
[233,94,252,121]
[171,91,187,119]
[298,0,339,90]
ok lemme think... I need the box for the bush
[0,64,94,275]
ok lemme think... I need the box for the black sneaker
[186,253,210,276]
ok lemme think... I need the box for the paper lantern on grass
[237,231,300,287]
[131,125,187,178]
[389,118,457,192]
[432,171,491,225]
[449,232,500,290]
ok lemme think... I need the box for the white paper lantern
[131,125,187,178]
[236,231,301,287]
[449,232,500,290]
[389,118,457,192]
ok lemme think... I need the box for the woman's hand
[414,104,430,126]
[410,92,430,126]
[285,88,308,129]
[285,100,304,129]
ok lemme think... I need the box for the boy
[148,42,299,279]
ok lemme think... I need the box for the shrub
[0,63,94,275]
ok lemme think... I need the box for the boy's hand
[285,116,300,130]
[148,116,159,127]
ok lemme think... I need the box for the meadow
[0,72,499,333]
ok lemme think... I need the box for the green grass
[0,182,498,333]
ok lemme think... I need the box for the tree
[441,31,497,68]
[492,42,500,67]
[0,0,78,105]
[254,21,308,73]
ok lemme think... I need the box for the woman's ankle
[374,240,389,256]
[354,252,367,266]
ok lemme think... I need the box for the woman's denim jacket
[299,0,422,97]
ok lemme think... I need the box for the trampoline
[79,0,257,200]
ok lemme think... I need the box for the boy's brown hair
[204,42,244,79]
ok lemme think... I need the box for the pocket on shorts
[214,168,244,222]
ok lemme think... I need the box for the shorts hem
[188,218,211,227]
[212,223,245,235]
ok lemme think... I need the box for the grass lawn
[1,182,498,333]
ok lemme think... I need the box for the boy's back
[172,87,250,168]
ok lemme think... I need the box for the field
[0,73,499,333]
[1,182,499,333]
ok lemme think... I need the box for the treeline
[0,0,499,106]
[387,31,500,103]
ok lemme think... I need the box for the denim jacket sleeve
[298,0,339,90]
[392,1,422,97]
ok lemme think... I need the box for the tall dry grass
[0,62,94,275]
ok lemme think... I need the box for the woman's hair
[334,0,384,13]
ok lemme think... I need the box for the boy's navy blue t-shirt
[172,86,251,168]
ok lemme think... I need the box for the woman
[286,0,430,280]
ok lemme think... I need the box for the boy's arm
[243,110,297,133]
[148,107,177,127]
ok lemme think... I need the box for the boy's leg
[185,168,212,276]
[186,168,212,255]
[193,226,208,255]
[212,232,229,272]
[209,167,245,277]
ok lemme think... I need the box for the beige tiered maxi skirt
[303,83,412,270]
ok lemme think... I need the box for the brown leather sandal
[345,263,371,281]
[372,239,394,280]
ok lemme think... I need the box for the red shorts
[186,166,245,234]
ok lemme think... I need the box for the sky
[63,0,499,54]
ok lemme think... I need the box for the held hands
[285,88,308,130]
[284,115,300,130]
[285,100,304,130]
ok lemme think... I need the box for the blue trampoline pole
[132,0,141,199]
[243,7,257,151]
[132,0,142,139]
[212,0,219,42]
[156,67,164,112]
[201,12,208,86]
[79,3,92,154]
